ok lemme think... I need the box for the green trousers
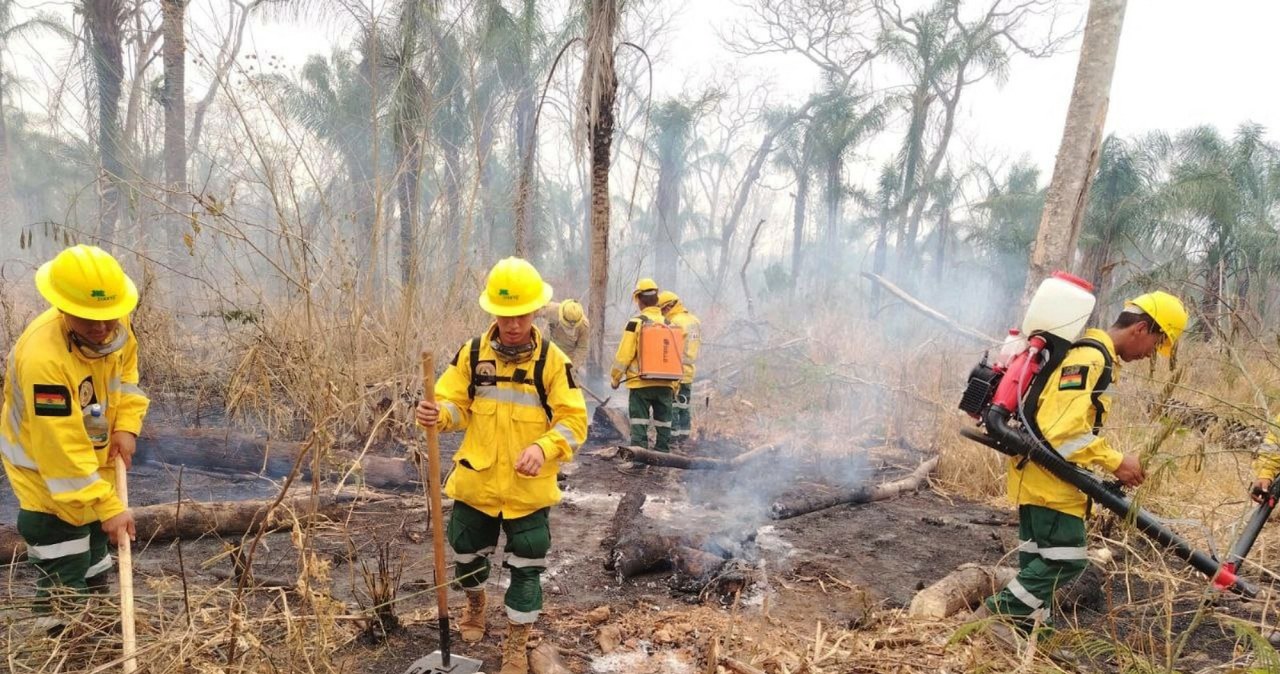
[447,501,551,624]
[985,504,1088,631]
[628,386,674,452]
[18,510,114,611]
[672,382,693,441]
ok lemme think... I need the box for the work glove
[610,377,621,390]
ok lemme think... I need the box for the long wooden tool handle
[420,352,452,660]
[114,455,137,674]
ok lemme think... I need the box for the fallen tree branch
[860,272,997,345]
[769,456,939,520]
[908,563,1017,619]
[1,493,369,561]
[615,444,781,470]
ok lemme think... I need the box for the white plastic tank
[995,328,1027,367]
[1022,271,1096,341]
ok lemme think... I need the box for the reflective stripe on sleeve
[0,435,38,470]
[45,473,102,494]
[1055,432,1098,459]
[551,423,580,451]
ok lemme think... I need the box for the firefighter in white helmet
[1,245,149,634]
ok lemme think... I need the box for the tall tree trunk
[931,206,950,285]
[161,0,188,260]
[583,0,620,384]
[0,63,22,238]
[513,84,536,258]
[789,167,809,296]
[397,154,420,287]
[1021,0,1127,306]
[85,0,128,243]
[825,158,841,247]
[653,159,681,286]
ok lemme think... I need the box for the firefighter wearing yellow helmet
[542,298,589,368]
[978,290,1187,644]
[415,257,587,674]
[1,245,150,633]
[658,290,701,446]
[610,278,679,456]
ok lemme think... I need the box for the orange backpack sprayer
[958,272,1257,597]
[636,317,685,381]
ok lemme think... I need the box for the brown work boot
[458,589,486,643]
[499,621,533,674]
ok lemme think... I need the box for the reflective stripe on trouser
[628,386,675,452]
[447,501,551,623]
[671,383,693,438]
[17,509,112,610]
[985,504,1087,631]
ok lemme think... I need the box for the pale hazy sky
[11,0,1280,187]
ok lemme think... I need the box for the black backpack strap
[467,336,482,400]
[533,339,552,421]
[1072,337,1114,434]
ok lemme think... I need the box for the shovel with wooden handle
[404,352,484,674]
[114,455,137,674]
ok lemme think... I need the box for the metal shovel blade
[403,651,484,674]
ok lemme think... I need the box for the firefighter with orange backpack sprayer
[610,279,682,461]
[658,290,701,447]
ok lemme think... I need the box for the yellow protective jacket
[1254,415,1280,481]
[609,306,678,390]
[664,304,701,384]
[546,314,590,367]
[1006,329,1124,518]
[435,325,587,519]
[1,308,149,526]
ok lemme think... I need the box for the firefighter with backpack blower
[970,286,1188,647]
[610,279,683,458]
[414,257,587,674]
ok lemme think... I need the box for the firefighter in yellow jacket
[978,291,1187,641]
[543,299,589,367]
[1,245,149,630]
[610,279,678,454]
[414,257,586,674]
[659,291,700,446]
[1251,422,1280,503]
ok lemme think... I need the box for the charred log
[908,564,1017,618]
[600,491,647,556]
[616,446,729,470]
[769,456,939,520]
[2,494,361,561]
[137,427,421,491]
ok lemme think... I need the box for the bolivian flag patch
[1058,365,1088,391]
[32,384,72,417]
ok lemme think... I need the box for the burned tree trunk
[769,456,938,520]
[137,427,421,491]
[2,494,363,561]
[616,446,729,470]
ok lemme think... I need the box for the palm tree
[83,0,128,242]
[969,160,1045,300]
[807,88,885,253]
[1077,133,1165,302]
[279,48,383,261]
[1166,124,1280,336]
[650,99,701,286]
[580,0,620,382]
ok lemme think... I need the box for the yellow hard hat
[558,299,584,326]
[478,257,553,316]
[657,290,679,310]
[1126,291,1187,357]
[35,245,139,321]
[633,278,659,297]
